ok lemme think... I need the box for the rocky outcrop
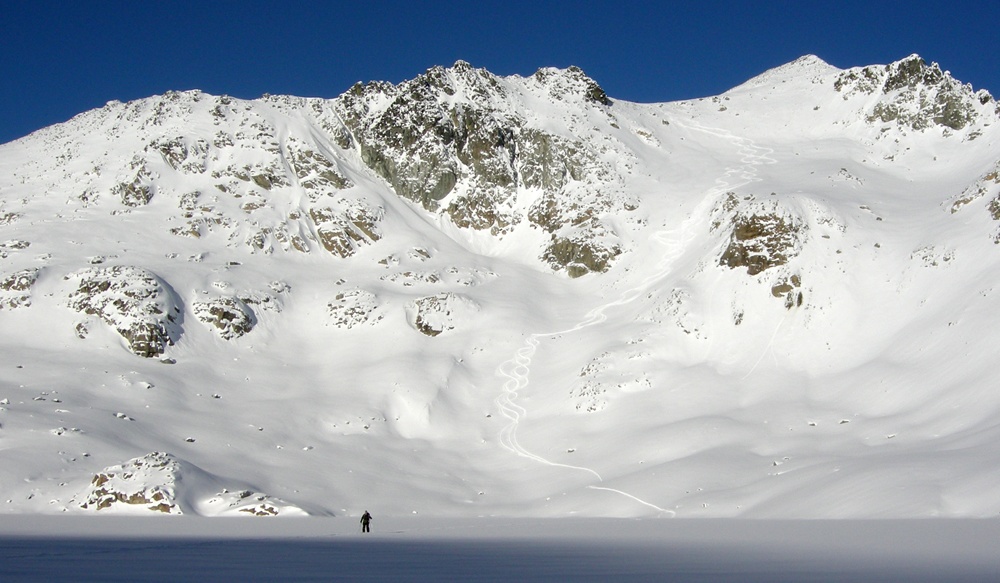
[308,200,384,258]
[834,55,993,131]
[66,266,182,357]
[542,232,622,278]
[770,273,805,309]
[112,156,156,207]
[532,65,613,106]
[335,61,627,275]
[714,193,804,277]
[0,267,40,309]
[287,142,353,197]
[328,288,382,329]
[75,452,302,516]
[409,292,479,336]
[151,136,210,174]
[77,452,183,513]
[720,212,803,276]
[193,297,256,339]
[949,161,1000,242]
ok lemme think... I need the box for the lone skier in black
[360,510,372,533]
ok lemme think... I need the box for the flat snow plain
[2,517,999,581]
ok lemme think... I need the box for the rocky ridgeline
[834,54,996,132]
[28,63,626,276]
[335,61,626,276]
[2,54,996,360]
[56,90,384,260]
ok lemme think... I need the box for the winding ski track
[494,118,775,516]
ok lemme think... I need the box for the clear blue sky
[2,0,997,145]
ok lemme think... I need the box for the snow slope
[1,54,999,518]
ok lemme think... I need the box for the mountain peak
[834,54,995,131]
[726,54,840,93]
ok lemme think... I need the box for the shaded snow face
[1,54,1000,519]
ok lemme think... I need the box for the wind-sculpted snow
[2,55,1000,519]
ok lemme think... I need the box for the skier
[360,510,373,533]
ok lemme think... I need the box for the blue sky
[2,1,997,144]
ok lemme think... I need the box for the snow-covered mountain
[2,54,1000,518]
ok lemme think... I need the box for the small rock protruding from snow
[409,292,480,336]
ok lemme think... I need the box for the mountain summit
[1,55,999,518]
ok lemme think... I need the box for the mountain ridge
[1,54,1000,518]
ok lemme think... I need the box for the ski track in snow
[494,119,776,516]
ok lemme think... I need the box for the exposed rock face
[335,61,626,275]
[533,65,613,107]
[953,164,1000,213]
[66,266,182,357]
[720,212,803,275]
[713,193,807,307]
[410,292,479,336]
[9,63,629,277]
[834,55,991,131]
[770,273,804,309]
[948,161,1000,242]
[309,200,384,258]
[193,297,255,339]
[151,135,210,174]
[542,231,622,278]
[287,143,354,194]
[336,61,515,212]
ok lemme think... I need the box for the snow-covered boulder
[193,297,256,339]
[74,452,307,516]
[328,288,382,329]
[0,267,40,309]
[77,452,184,514]
[409,292,479,336]
[66,266,182,357]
